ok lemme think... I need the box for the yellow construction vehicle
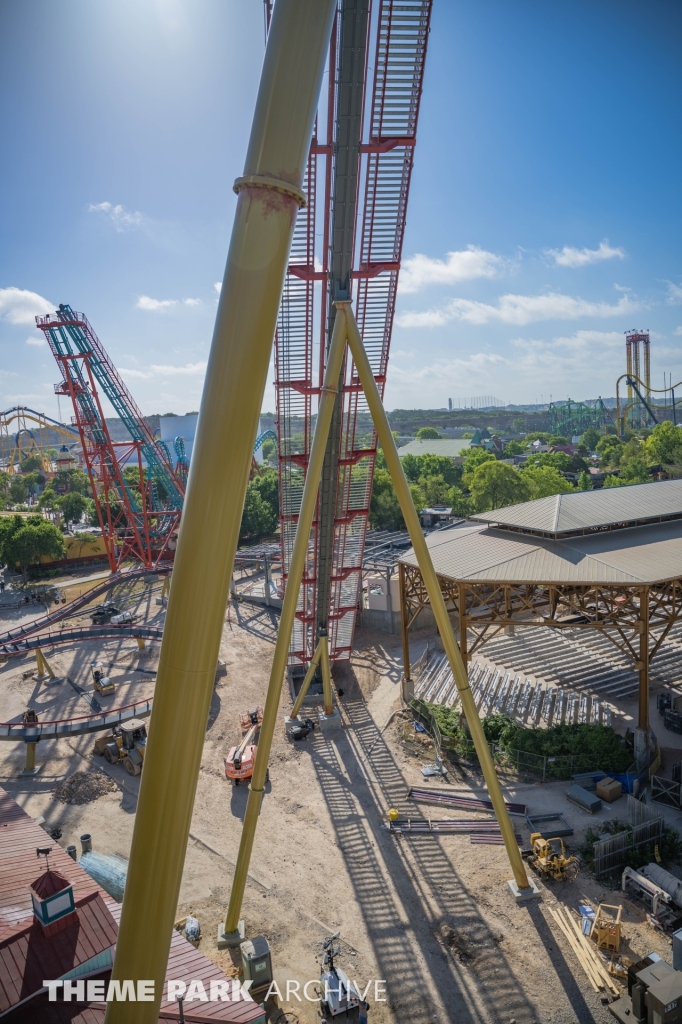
[93,719,147,775]
[528,833,579,882]
[91,661,115,696]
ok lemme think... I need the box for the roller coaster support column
[35,648,55,681]
[222,303,348,942]
[342,304,537,900]
[104,4,337,1020]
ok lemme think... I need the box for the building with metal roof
[398,479,682,737]
[396,438,472,460]
[470,478,682,538]
[0,788,264,1023]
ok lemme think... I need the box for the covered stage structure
[398,479,682,738]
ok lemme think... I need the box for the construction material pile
[55,769,118,804]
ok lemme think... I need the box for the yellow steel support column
[24,742,36,773]
[35,648,55,679]
[104,4,337,1020]
[319,633,334,716]
[342,304,532,894]
[223,303,349,939]
[291,638,324,720]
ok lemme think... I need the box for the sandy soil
[0,584,676,1024]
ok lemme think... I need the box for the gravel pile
[55,769,118,804]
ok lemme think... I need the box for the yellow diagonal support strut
[223,303,349,937]
[290,637,324,720]
[341,304,532,893]
[104,3,337,1021]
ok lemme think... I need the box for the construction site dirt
[0,583,675,1024]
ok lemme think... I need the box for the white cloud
[673,326,682,336]
[120,361,207,380]
[151,361,206,376]
[136,295,203,311]
[0,287,53,324]
[89,201,142,232]
[26,334,46,347]
[214,282,222,295]
[136,295,178,311]
[396,290,639,329]
[666,282,682,305]
[545,240,625,268]
[384,328,628,408]
[399,245,505,293]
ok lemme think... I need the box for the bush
[499,721,633,772]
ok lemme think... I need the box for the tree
[602,474,624,488]
[415,427,441,439]
[523,466,574,500]
[20,454,43,473]
[417,453,462,486]
[512,417,526,433]
[369,469,404,530]
[618,438,651,484]
[581,426,601,452]
[38,487,59,516]
[469,462,531,512]
[239,481,278,541]
[58,492,87,528]
[0,515,65,580]
[401,454,424,483]
[577,470,592,491]
[419,473,450,507]
[596,435,624,467]
[462,447,496,476]
[250,469,279,523]
[9,477,28,505]
[645,421,682,465]
[54,468,91,496]
[503,440,527,456]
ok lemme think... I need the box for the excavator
[224,707,268,786]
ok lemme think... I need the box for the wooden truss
[398,562,682,730]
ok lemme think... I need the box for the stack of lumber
[547,903,619,996]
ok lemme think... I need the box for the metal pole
[104,4,337,1019]
[223,302,349,938]
[399,562,411,693]
[342,303,532,893]
[319,632,334,716]
[639,586,649,732]
[264,555,270,607]
[291,638,324,720]
[385,565,393,634]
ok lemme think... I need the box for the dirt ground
[0,581,676,1024]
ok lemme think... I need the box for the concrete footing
[19,765,43,778]
[507,877,542,903]
[318,708,342,735]
[217,920,245,949]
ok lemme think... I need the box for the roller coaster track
[0,624,163,658]
[0,696,155,741]
[0,565,168,646]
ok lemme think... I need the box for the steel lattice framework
[275,0,432,667]
[37,305,185,571]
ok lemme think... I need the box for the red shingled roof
[0,891,117,1014]
[0,789,264,1024]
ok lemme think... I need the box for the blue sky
[1,0,681,419]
